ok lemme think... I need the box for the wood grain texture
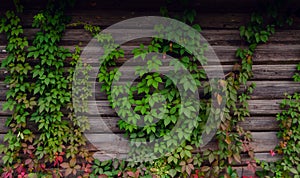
[81,132,279,159]
[0,99,285,116]
[0,2,299,176]
[0,80,299,100]
[0,115,280,134]
[1,29,300,45]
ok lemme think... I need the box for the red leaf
[135,170,140,177]
[192,174,199,178]
[58,156,63,163]
[40,163,46,170]
[126,171,135,177]
[270,150,276,156]
[118,172,122,177]
[25,159,32,165]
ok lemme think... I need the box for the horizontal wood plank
[1,45,299,67]
[18,0,263,12]
[0,99,284,116]
[0,62,297,81]
[9,10,299,30]
[89,99,283,115]
[1,29,300,46]
[1,2,299,176]
[0,80,299,100]
[0,131,273,154]
[0,115,280,134]
[84,131,278,154]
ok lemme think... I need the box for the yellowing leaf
[217,93,222,105]
[233,153,241,163]
[201,166,210,172]
[70,157,76,167]
[225,134,231,144]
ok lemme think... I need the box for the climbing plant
[89,0,296,177]
[256,38,300,178]
[89,0,256,177]
[0,1,92,177]
[0,0,297,177]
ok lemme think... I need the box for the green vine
[0,1,93,177]
[0,0,297,177]
[88,0,295,177]
[87,0,252,177]
[256,26,300,178]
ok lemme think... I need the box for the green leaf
[39,104,45,113]
[168,169,177,177]
[208,153,214,163]
[23,129,31,135]
[239,26,245,37]
[152,81,158,89]
[192,24,201,32]
[185,150,192,158]
[185,145,193,150]
[290,168,298,175]
[45,78,50,85]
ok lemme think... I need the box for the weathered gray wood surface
[0,0,299,176]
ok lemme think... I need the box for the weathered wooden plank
[0,29,243,45]
[84,131,278,154]
[249,81,300,99]
[0,115,279,133]
[0,99,284,116]
[252,64,297,80]
[91,152,279,167]
[66,12,300,30]
[0,72,297,101]
[1,45,299,67]
[0,114,280,134]
[84,116,280,133]
[248,100,282,115]
[0,60,297,81]
[0,80,299,101]
[86,116,279,133]
[0,0,263,12]
[101,65,297,80]
[238,117,279,131]
[242,152,281,164]
[86,99,283,116]
[251,132,279,152]
[1,29,300,46]
[0,11,251,29]
[0,55,298,80]
[0,117,8,133]
[87,116,280,133]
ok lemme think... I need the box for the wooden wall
[0,0,300,177]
